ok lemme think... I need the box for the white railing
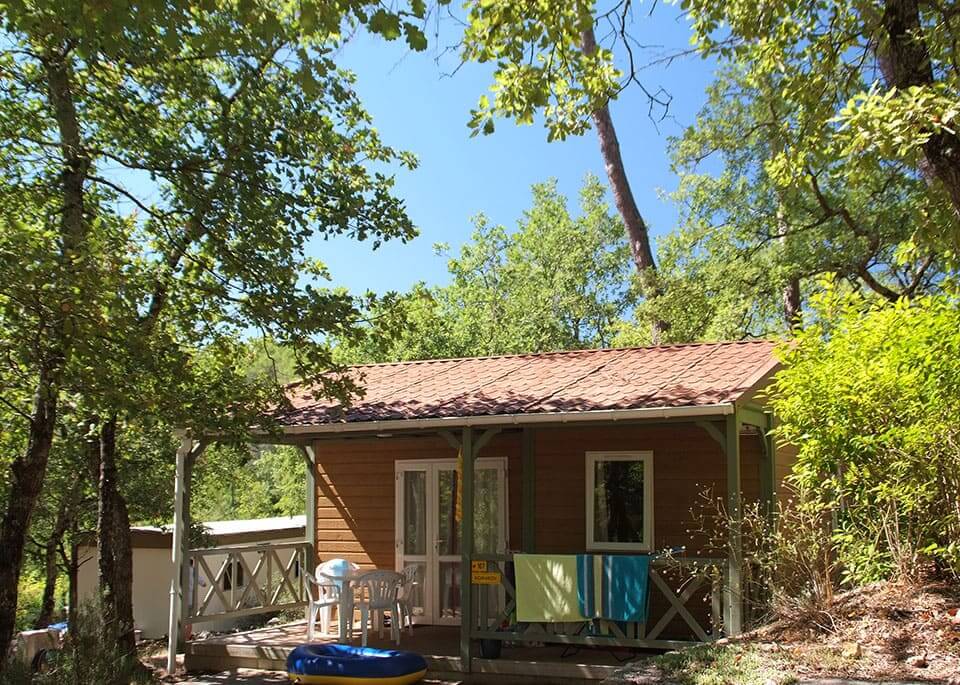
[185,541,310,624]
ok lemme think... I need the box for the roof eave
[276,402,736,436]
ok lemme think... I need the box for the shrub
[686,487,839,629]
[14,570,44,633]
[1,599,155,685]
[768,287,960,582]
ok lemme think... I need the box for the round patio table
[316,559,359,640]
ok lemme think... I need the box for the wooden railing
[185,541,310,624]
[469,553,724,651]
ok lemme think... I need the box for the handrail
[187,540,307,556]
[471,552,725,567]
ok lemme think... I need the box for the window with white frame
[585,451,653,551]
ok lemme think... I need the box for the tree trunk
[0,50,90,671]
[775,203,803,328]
[0,372,59,666]
[877,0,960,220]
[783,278,802,328]
[581,26,667,343]
[96,417,137,665]
[34,498,70,628]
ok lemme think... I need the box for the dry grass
[752,578,960,682]
[608,578,960,685]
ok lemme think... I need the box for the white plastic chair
[395,565,420,635]
[354,570,403,646]
[303,570,340,640]
[317,558,359,638]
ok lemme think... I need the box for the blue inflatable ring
[287,644,427,685]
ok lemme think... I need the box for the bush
[14,570,44,633]
[1,599,155,685]
[769,288,960,582]
[686,488,839,629]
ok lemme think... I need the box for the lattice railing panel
[186,541,310,624]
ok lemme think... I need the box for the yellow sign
[471,570,502,585]
[470,560,487,573]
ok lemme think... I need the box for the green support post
[459,426,475,671]
[759,412,776,518]
[766,412,777,506]
[521,427,535,553]
[725,411,744,636]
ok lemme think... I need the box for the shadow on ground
[176,670,289,684]
[176,670,458,685]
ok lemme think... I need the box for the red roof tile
[279,341,778,427]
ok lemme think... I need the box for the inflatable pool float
[287,644,427,685]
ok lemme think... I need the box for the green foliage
[681,0,960,246]
[619,64,952,344]
[0,0,433,452]
[460,1,619,140]
[0,0,433,655]
[337,176,636,362]
[193,444,305,522]
[769,286,960,580]
[13,570,44,634]
[189,338,306,523]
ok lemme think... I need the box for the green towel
[514,554,587,623]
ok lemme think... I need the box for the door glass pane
[438,561,461,620]
[474,468,500,554]
[403,471,427,555]
[437,468,460,556]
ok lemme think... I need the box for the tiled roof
[278,341,778,427]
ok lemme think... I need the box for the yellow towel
[514,554,587,623]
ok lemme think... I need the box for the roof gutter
[277,402,735,436]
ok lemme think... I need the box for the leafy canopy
[681,0,960,244]
[0,0,435,441]
[460,0,621,140]
[337,176,636,362]
[629,65,952,342]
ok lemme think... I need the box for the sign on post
[470,560,501,585]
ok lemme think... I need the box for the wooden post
[521,428,535,553]
[763,412,777,512]
[167,435,192,674]
[459,426,474,671]
[300,444,317,622]
[724,411,743,636]
[179,448,198,647]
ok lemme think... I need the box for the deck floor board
[186,622,652,682]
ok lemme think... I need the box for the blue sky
[315,4,719,296]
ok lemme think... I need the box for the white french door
[395,458,507,625]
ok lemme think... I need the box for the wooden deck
[185,621,652,683]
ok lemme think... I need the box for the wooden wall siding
[528,423,764,640]
[532,424,763,555]
[776,440,799,506]
[311,432,522,570]
[311,422,770,572]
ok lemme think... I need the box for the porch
[186,622,656,682]
[180,545,726,678]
